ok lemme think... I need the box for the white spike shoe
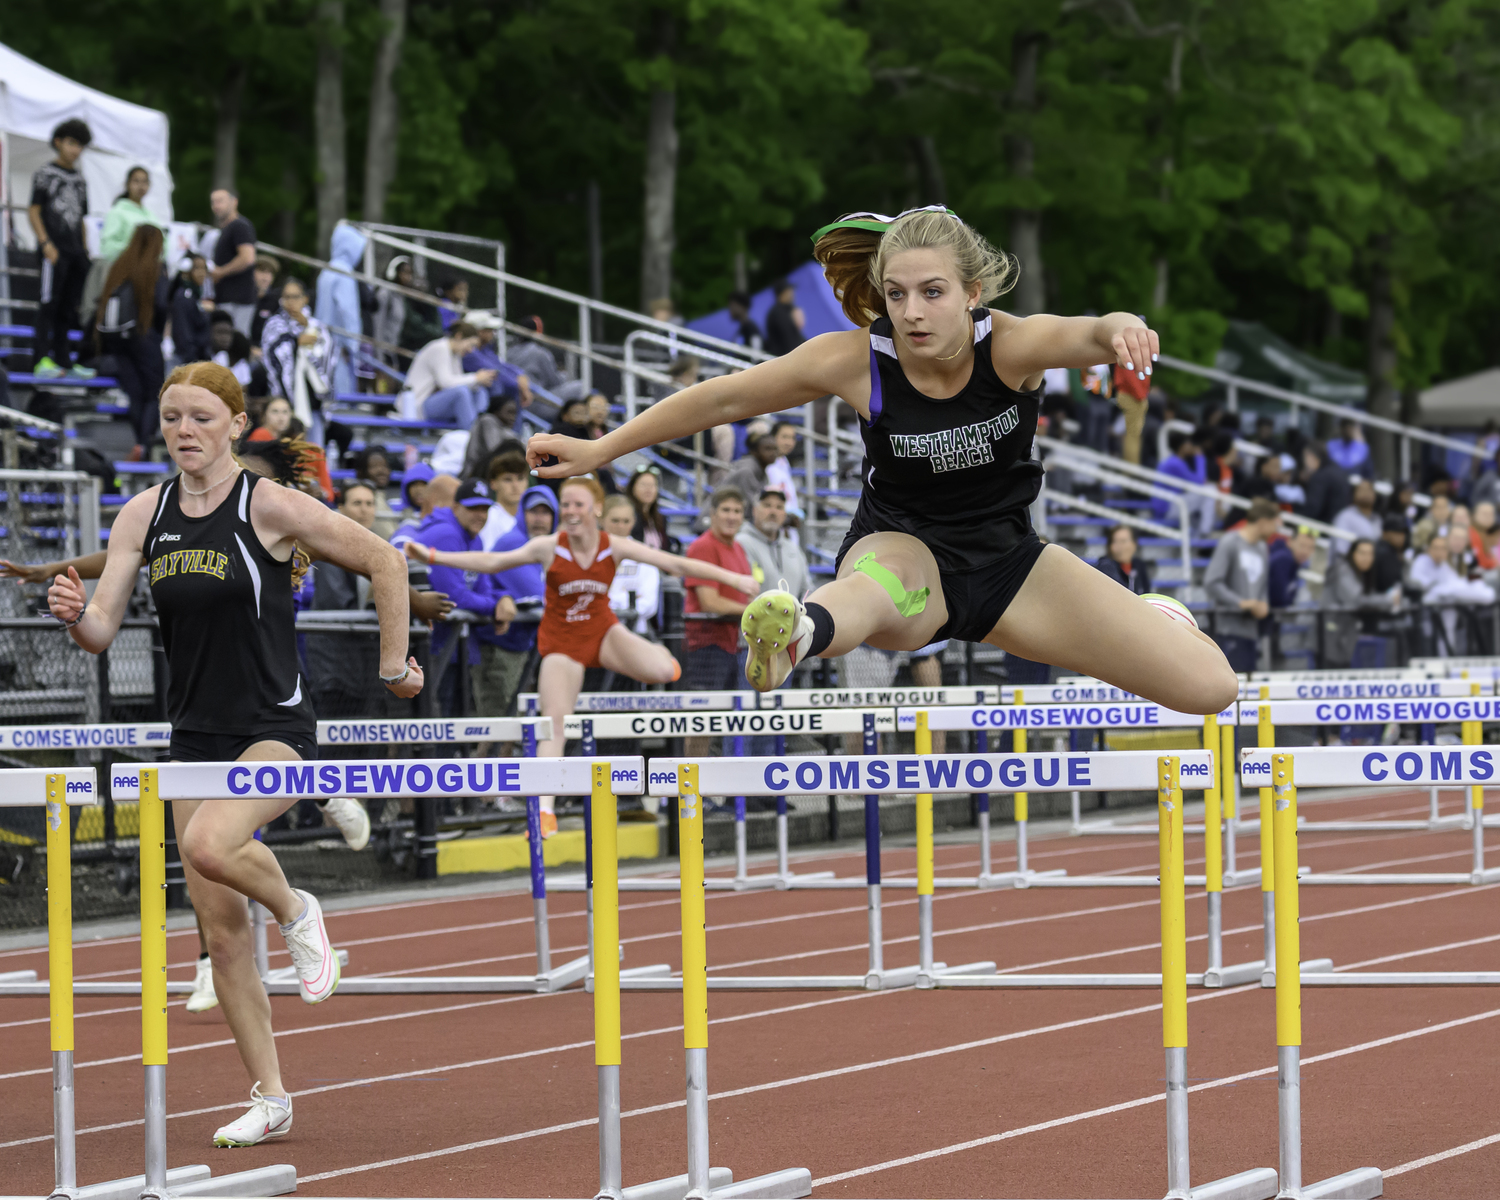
[741,589,816,692]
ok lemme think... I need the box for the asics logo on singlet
[889,406,1019,474]
[156,533,181,542]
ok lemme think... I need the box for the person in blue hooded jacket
[315,222,367,397]
[473,484,556,719]
[422,478,518,715]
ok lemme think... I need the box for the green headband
[809,205,960,245]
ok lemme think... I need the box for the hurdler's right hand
[527,432,602,478]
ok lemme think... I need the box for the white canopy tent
[0,41,174,254]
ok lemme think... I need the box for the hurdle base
[1203,959,1265,988]
[774,870,836,889]
[7,1164,213,1200]
[539,953,592,993]
[933,971,1209,988]
[0,968,37,983]
[1301,970,1500,985]
[166,1163,297,1198]
[911,961,998,990]
[620,1167,732,1200]
[1190,1166,1280,1200]
[1296,1165,1383,1199]
[708,1167,811,1199]
[981,869,1067,888]
[587,963,674,993]
[1259,958,1335,989]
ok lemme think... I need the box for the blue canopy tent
[686,260,857,347]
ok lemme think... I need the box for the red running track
[2,786,1498,1198]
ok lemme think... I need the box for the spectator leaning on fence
[388,462,438,553]
[29,118,94,378]
[737,488,811,602]
[1094,524,1152,595]
[1322,538,1402,667]
[473,485,555,724]
[1203,496,1280,672]
[1268,525,1317,609]
[627,466,676,552]
[407,322,496,429]
[1374,514,1409,591]
[1412,493,1452,551]
[683,487,754,690]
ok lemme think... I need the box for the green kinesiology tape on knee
[853,553,929,618]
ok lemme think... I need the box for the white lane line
[0,991,883,1149]
[1383,1130,1500,1177]
[810,1004,1500,1186]
[1336,932,1500,971]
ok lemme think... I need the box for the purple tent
[686,260,857,348]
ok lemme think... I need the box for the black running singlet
[145,471,315,737]
[853,307,1043,572]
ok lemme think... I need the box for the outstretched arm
[614,537,756,595]
[526,331,869,479]
[404,535,554,575]
[1,550,109,585]
[991,311,1159,393]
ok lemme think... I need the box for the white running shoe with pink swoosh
[281,889,340,1003]
[213,1083,292,1147]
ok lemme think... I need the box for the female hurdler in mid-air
[528,206,1238,716]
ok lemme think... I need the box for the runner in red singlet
[407,476,755,835]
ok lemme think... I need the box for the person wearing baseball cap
[388,462,438,554]
[420,477,516,712]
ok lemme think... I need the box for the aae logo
[612,768,639,783]
[1243,760,1271,777]
[65,780,92,794]
[1180,761,1210,778]
[113,774,138,789]
[649,770,677,786]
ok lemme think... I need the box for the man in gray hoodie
[736,488,810,600]
[1203,496,1281,672]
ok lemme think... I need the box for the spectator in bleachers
[168,255,212,366]
[473,485,555,724]
[1374,514,1409,591]
[306,482,381,714]
[373,256,410,377]
[1203,496,1280,671]
[356,448,401,539]
[1472,454,1500,512]
[399,269,444,352]
[720,430,781,507]
[407,322,496,430]
[208,188,258,338]
[1252,415,1279,453]
[435,275,468,329]
[1322,538,1402,666]
[1152,429,1210,531]
[477,450,529,549]
[760,420,806,529]
[1298,441,1350,525]
[1471,501,1499,588]
[545,398,618,494]
[588,391,612,437]
[605,494,662,632]
[315,221,368,397]
[251,254,281,349]
[1111,363,1149,464]
[459,397,522,482]
[509,316,566,397]
[260,277,335,428]
[1409,531,1496,651]
[94,223,170,450]
[1412,493,1452,551]
[683,487,753,690]
[651,353,700,404]
[627,465,677,552]
[1326,418,1371,476]
[248,396,293,442]
[1094,524,1152,596]
[420,478,517,715]
[29,119,94,379]
[389,462,438,552]
[100,166,166,260]
[763,278,804,356]
[1449,505,1475,572]
[1268,525,1317,608]
[726,291,762,352]
[1333,479,1382,546]
[461,312,524,406]
[208,310,263,394]
[737,488,810,600]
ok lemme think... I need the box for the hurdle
[0,764,297,1200]
[1242,745,1500,990]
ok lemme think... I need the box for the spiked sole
[741,591,802,693]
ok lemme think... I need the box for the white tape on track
[899,703,1226,733]
[1241,745,1498,788]
[646,748,1214,797]
[565,708,894,740]
[0,767,98,807]
[1239,697,1500,726]
[108,756,644,800]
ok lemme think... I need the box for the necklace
[181,464,240,496]
[935,327,972,361]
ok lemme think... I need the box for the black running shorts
[169,728,319,763]
[835,522,1046,645]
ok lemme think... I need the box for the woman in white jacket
[407,322,496,428]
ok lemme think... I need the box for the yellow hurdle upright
[1466,682,1486,878]
[591,762,624,1199]
[46,772,78,1194]
[138,766,169,1191]
[1012,726,1030,873]
[1202,715,1224,975]
[1257,691,1276,972]
[914,712,935,976]
[1157,756,1190,1196]
[1272,752,1305,1192]
[1220,720,1238,880]
[676,763,712,1196]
